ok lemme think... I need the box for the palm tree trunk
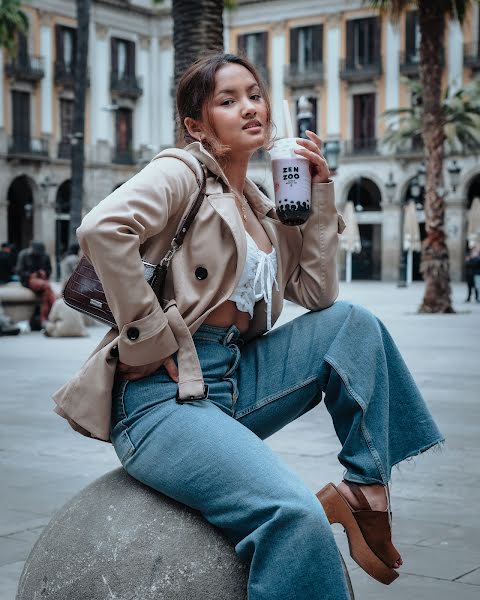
[69,0,91,245]
[418,1,454,313]
[172,0,224,145]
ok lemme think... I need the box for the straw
[283,99,294,138]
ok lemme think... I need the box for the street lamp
[447,159,462,193]
[323,140,341,174]
[385,171,397,203]
[296,96,314,139]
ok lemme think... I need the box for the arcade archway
[7,175,34,252]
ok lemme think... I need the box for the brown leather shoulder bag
[63,163,207,328]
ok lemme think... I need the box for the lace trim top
[229,231,279,330]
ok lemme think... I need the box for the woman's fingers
[164,356,179,382]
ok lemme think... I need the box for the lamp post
[397,165,425,287]
[447,159,461,193]
[323,140,341,175]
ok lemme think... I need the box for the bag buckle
[160,241,179,268]
[176,384,209,404]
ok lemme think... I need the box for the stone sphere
[16,468,248,600]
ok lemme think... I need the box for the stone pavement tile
[0,510,48,537]
[395,543,480,581]
[416,524,480,555]
[349,570,480,600]
[0,561,25,600]
[457,567,480,585]
[0,535,37,567]
[390,516,451,546]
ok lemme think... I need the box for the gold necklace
[234,193,249,222]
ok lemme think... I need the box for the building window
[58,99,74,158]
[114,108,133,163]
[111,38,136,80]
[11,90,31,151]
[405,11,420,65]
[290,25,323,71]
[353,93,376,151]
[346,17,381,68]
[55,25,77,74]
[237,32,269,80]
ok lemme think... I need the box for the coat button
[127,327,140,341]
[195,266,208,280]
[110,344,119,358]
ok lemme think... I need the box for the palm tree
[154,0,227,143]
[381,79,480,155]
[68,0,90,245]
[371,0,479,313]
[0,0,28,56]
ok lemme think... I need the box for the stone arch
[7,175,35,252]
[465,172,480,209]
[346,176,382,212]
[339,171,385,207]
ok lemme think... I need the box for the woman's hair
[176,52,273,157]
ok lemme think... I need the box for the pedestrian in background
[16,241,56,327]
[0,243,16,284]
[60,243,81,284]
[43,242,87,338]
[465,245,480,302]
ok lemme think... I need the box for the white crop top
[229,231,279,330]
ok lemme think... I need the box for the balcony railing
[399,49,445,76]
[399,51,421,76]
[54,61,91,88]
[110,72,143,99]
[284,62,324,87]
[343,138,379,156]
[339,57,382,82]
[8,136,49,158]
[57,140,72,159]
[5,55,45,82]
[112,148,136,165]
[464,43,480,71]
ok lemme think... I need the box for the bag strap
[157,158,207,273]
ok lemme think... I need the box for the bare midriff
[203,300,251,335]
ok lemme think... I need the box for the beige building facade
[1,0,479,281]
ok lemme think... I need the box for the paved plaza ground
[1,281,479,599]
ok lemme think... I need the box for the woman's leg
[235,301,443,485]
[110,330,350,600]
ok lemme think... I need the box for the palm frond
[366,0,412,21]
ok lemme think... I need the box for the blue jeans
[111,301,443,600]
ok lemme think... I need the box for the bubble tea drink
[269,138,312,226]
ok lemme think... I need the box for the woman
[54,53,443,600]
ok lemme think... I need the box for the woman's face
[205,63,268,156]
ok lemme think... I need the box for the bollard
[17,468,354,599]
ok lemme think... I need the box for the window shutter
[290,28,299,65]
[405,11,416,60]
[72,28,77,71]
[373,17,381,64]
[55,25,63,63]
[312,24,323,63]
[346,20,355,67]
[111,38,118,74]
[365,93,375,140]
[128,41,136,77]
[260,31,268,67]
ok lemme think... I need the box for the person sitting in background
[16,241,56,326]
[60,243,81,282]
[0,243,16,284]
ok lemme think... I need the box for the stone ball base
[16,468,248,600]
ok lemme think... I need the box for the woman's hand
[117,355,179,382]
[294,130,330,184]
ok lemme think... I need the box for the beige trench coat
[53,142,345,441]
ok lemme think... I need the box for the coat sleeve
[76,156,199,366]
[284,181,345,311]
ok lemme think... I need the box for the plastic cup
[269,138,311,225]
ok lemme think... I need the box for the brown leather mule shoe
[316,482,400,585]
